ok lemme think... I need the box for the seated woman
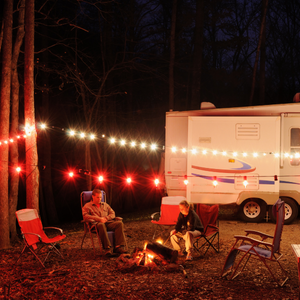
[170,200,203,261]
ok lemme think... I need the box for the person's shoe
[114,247,127,254]
[104,248,112,256]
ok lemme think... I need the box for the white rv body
[165,102,300,223]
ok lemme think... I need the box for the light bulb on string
[16,167,21,173]
[141,143,146,149]
[131,141,136,147]
[171,147,177,153]
[126,177,132,184]
[99,175,104,183]
[154,178,159,187]
[212,176,218,187]
[182,148,187,153]
[120,139,126,146]
[110,138,116,144]
[90,134,95,140]
[151,144,157,150]
[243,176,248,188]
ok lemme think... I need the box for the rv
[165,101,300,224]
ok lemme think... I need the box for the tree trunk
[9,0,25,241]
[38,11,59,225]
[169,0,177,111]
[0,0,13,249]
[24,0,39,209]
[249,0,268,106]
[259,0,267,105]
[191,0,205,110]
[85,142,92,190]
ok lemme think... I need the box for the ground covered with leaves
[1,212,300,299]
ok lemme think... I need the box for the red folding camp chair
[15,208,66,268]
[193,204,219,256]
[151,196,185,240]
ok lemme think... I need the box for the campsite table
[291,244,300,297]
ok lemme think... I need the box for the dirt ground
[1,216,300,299]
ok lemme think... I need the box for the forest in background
[1,0,300,246]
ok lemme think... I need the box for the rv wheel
[238,199,267,223]
[268,198,298,225]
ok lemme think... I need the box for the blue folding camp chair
[221,198,289,286]
[80,190,115,254]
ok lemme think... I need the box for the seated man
[82,189,127,255]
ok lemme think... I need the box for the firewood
[144,241,178,263]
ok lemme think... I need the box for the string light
[243,176,248,188]
[212,176,218,187]
[154,178,159,187]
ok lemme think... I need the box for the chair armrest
[244,230,273,240]
[234,235,273,247]
[44,227,64,235]
[22,232,42,242]
[151,212,160,220]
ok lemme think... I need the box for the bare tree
[191,0,205,109]
[0,0,13,249]
[9,0,25,241]
[249,0,269,105]
[24,0,39,209]
[169,0,177,111]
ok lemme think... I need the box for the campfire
[116,240,187,277]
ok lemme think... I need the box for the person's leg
[96,223,112,250]
[106,221,126,252]
[184,230,201,260]
[170,230,184,252]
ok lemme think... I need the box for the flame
[156,239,163,244]
[144,242,148,250]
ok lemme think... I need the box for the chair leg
[229,252,251,280]
[16,244,46,268]
[88,231,96,254]
[81,231,87,249]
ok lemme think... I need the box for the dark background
[3,0,300,224]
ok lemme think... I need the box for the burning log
[144,241,178,264]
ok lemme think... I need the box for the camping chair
[221,198,289,286]
[15,208,66,268]
[193,204,219,256]
[81,190,113,254]
[151,196,185,240]
[80,191,127,254]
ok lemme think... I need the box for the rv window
[290,128,300,166]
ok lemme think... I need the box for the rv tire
[268,198,298,225]
[238,199,267,223]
